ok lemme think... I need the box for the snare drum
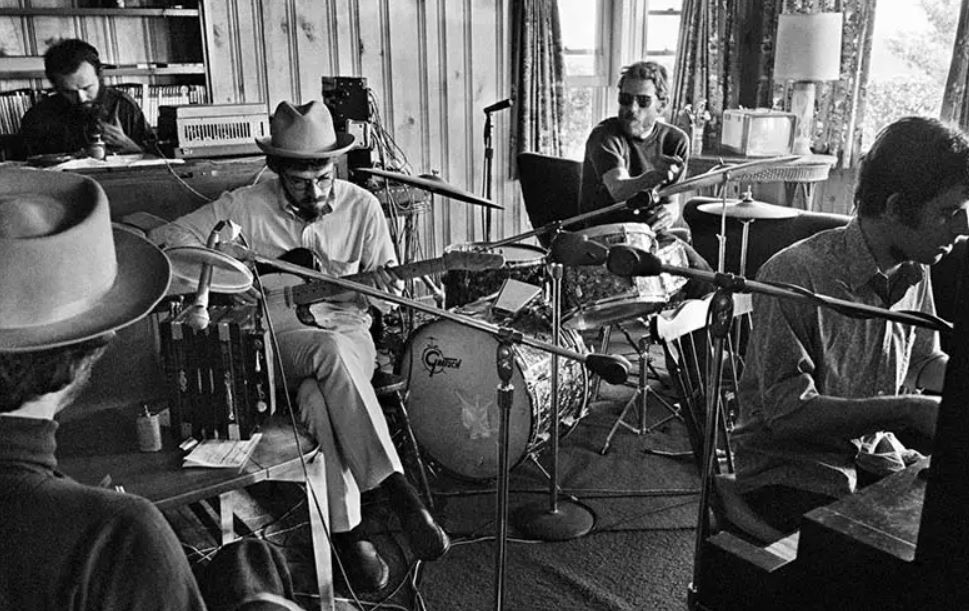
[563,223,690,330]
[442,242,547,308]
[398,299,588,480]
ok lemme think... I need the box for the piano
[693,246,969,610]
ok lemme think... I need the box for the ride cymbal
[696,197,800,220]
[658,154,802,196]
[354,167,503,210]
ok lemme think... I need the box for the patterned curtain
[510,0,565,162]
[670,0,739,150]
[941,0,969,130]
[771,0,878,168]
[672,0,877,167]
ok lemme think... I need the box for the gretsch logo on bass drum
[421,338,462,377]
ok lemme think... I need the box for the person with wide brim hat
[150,99,451,594]
[0,167,170,351]
[255,100,355,159]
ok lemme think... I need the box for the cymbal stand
[599,316,683,455]
[513,261,595,540]
[687,288,734,610]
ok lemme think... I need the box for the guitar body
[257,247,507,329]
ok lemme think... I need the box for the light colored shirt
[150,177,399,332]
[733,218,943,498]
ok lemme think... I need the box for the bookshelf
[0,1,211,150]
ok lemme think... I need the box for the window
[862,0,958,151]
[559,0,684,160]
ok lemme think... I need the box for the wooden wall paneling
[232,0,265,103]
[259,0,299,107]
[205,0,263,104]
[422,0,448,258]
[441,0,474,247]
[331,0,360,77]
[292,0,334,105]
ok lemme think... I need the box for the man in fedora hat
[0,168,303,610]
[151,100,450,592]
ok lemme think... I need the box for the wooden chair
[655,292,784,544]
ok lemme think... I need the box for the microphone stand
[494,333,514,611]
[483,110,496,243]
[513,260,595,541]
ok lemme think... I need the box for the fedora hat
[255,100,355,159]
[0,168,171,352]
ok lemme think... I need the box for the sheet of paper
[182,433,263,469]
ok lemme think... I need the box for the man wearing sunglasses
[579,61,688,231]
[151,101,450,595]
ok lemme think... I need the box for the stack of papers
[182,433,263,469]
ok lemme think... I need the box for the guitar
[257,247,505,328]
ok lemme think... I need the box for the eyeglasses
[618,92,656,108]
[282,172,334,192]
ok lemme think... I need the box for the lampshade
[773,12,843,82]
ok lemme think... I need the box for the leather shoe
[332,536,389,592]
[399,507,451,561]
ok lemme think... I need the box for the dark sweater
[19,87,155,157]
[0,416,206,611]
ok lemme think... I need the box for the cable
[149,141,215,203]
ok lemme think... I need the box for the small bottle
[87,132,106,161]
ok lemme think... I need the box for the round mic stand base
[512,261,595,542]
[512,499,595,541]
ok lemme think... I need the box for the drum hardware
[352,167,503,210]
[512,260,596,542]
[599,317,684,455]
[696,187,799,276]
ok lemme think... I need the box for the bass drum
[398,299,588,480]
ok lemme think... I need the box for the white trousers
[276,324,402,532]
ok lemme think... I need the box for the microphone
[549,232,609,266]
[606,245,664,277]
[483,98,513,113]
[184,221,227,331]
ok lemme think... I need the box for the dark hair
[618,61,670,102]
[266,155,334,174]
[44,38,102,82]
[0,336,111,413]
[856,116,969,223]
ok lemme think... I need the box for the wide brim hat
[255,100,355,159]
[0,168,171,352]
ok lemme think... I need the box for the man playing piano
[733,116,969,535]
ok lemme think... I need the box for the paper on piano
[182,433,263,469]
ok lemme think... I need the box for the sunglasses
[618,92,657,108]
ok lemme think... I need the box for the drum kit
[163,154,804,611]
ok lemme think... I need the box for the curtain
[510,0,566,163]
[772,0,878,168]
[670,0,739,151]
[672,0,877,167]
[941,0,969,130]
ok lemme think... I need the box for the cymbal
[165,246,254,295]
[696,197,800,220]
[354,167,504,210]
[658,154,802,196]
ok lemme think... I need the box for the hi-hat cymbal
[165,246,254,295]
[658,154,802,197]
[696,197,800,220]
[354,167,504,210]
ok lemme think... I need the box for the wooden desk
[57,405,334,611]
[689,153,836,211]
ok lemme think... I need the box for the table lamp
[773,12,843,155]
